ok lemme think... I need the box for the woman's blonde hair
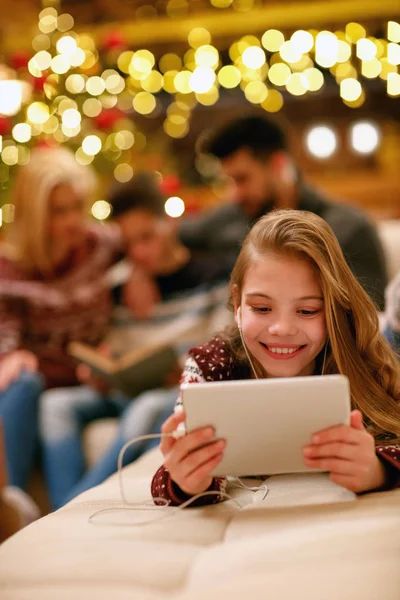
[4,147,95,273]
[225,209,400,443]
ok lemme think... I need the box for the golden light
[268,63,291,86]
[32,34,51,52]
[261,89,283,112]
[350,121,380,154]
[0,81,23,116]
[163,119,189,138]
[70,48,86,68]
[75,147,94,166]
[39,15,57,34]
[306,126,337,159]
[65,74,85,94]
[188,28,211,49]
[337,40,352,63]
[82,98,102,117]
[165,196,185,218]
[114,131,135,150]
[335,62,357,81]
[345,23,366,44]
[388,43,400,65]
[118,51,134,74]
[27,102,49,124]
[17,146,30,166]
[286,73,307,96]
[133,92,156,114]
[103,72,125,94]
[91,200,111,221]
[141,71,163,93]
[80,51,98,70]
[340,77,362,101]
[56,36,77,55]
[1,146,18,166]
[196,86,219,106]
[28,57,42,78]
[33,50,52,71]
[388,21,400,43]
[279,41,303,64]
[244,80,268,104]
[57,13,75,33]
[315,31,339,68]
[195,45,219,69]
[159,53,182,73]
[387,72,400,96]
[163,70,179,93]
[42,115,59,134]
[218,65,241,88]
[290,55,313,72]
[211,0,233,7]
[82,135,102,155]
[379,58,397,80]
[361,59,382,78]
[86,76,106,96]
[62,108,81,128]
[189,67,216,93]
[343,90,366,108]
[168,102,190,118]
[56,97,77,115]
[62,123,81,137]
[290,30,314,53]
[303,67,324,91]
[12,123,31,143]
[131,50,155,74]
[2,204,15,224]
[356,38,377,61]
[114,164,134,183]
[261,29,284,52]
[39,7,57,20]
[51,55,70,74]
[174,71,192,94]
[242,46,265,69]
[238,35,260,54]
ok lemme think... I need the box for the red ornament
[32,75,47,92]
[160,174,182,195]
[9,51,30,70]
[93,108,123,130]
[0,116,12,135]
[102,31,127,51]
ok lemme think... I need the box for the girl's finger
[311,425,363,446]
[304,457,355,475]
[350,410,365,431]
[303,442,358,462]
[164,427,215,470]
[160,411,185,455]
[180,439,226,479]
[183,453,224,492]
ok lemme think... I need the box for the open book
[68,313,202,397]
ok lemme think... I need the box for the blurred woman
[0,147,121,500]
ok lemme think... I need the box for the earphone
[236,306,259,379]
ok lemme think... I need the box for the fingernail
[204,427,214,438]
[303,447,313,456]
[312,435,320,444]
[217,440,226,449]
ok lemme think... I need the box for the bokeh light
[165,196,185,218]
[306,126,337,159]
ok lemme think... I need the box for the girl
[151,210,400,506]
[0,147,121,502]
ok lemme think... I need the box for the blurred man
[180,115,388,309]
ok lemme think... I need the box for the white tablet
[181,375,351,477]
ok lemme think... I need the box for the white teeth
[267,346,299,354]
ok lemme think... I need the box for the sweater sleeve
[151,355,227,507]
[376,445,400,490]
[0,297,23,360]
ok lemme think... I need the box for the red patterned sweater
[0,224,121,388]
[151,335,400,506]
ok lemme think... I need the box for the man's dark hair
[108,171,165,218]
[202,114,288,160]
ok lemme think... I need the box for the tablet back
[182,375,351,476]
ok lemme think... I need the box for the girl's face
[237,252,327,378]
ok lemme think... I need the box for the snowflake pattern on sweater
[151,335,400,507]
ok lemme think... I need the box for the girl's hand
[0,350,38,391]
[160,411,226,496]
[303,410,386,493]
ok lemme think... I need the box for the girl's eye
[298,310,320,316]
[250,307,271,313]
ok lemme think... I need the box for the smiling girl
[151,210,400,506]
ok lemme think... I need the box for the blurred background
[0,0,399,224]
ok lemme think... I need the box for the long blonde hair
[225,209,400,443]
[4,147,95,273]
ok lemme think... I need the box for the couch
[1,447,400,600]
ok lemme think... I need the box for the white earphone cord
[88,433,269,527]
